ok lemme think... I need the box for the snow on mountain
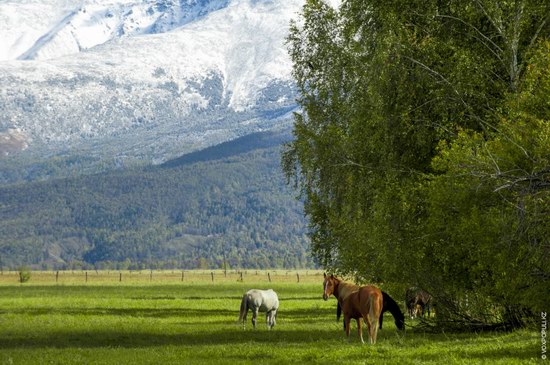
[0,0,230,61]
[0,0,304,176]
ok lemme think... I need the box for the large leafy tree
[284,0,549,327]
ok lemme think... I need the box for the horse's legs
[357,318,364,344]
[271,309,277,328]
[344,315,351,340]
[365,315,376,344]
[371,315,380,344]
[408,305,414,319]
[266,310,275,329]
[252,307,259,329]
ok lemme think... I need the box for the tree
[284,0,549,328]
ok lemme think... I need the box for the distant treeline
[0,131,313,270]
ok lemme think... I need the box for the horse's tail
[238,294,248,323]
[367,288,382,344]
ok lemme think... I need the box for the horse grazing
[341,285,383,344]
[405,287,432,319]
[326,272,404,331]
[380,291,405,330]
[238,289,279,329]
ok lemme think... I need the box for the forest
[284,0,549,329]
[0,130,312,270]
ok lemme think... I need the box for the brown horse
[323,274,383,344]
[341,286,384,344]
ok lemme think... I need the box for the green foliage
[427,40,550,315]
[0,132,313,270]
[285,0,549,327]
[18,267,31,283]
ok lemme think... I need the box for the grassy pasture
[0,271,542,364]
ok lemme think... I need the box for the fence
[0,269,324,285]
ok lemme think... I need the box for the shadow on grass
[0,307,237,318]
[0,306,335,320]
[0,328,537,363]
[0,328,338,349]
[464,346,538,361]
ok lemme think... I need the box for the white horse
[238,289,279,329]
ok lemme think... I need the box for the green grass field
[0,271,542,364]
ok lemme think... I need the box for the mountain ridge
[0,130,311,270]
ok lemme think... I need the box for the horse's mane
[333,278,359,322]
[382,292,403,316]
[337,281,360,302]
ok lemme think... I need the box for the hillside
[0,131,312,270]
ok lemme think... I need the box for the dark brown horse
[323,274,383,344]
[405,287,432,318]
[341,285,383,344]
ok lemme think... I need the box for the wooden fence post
[211,272,214,282]
[268,272,271,282]
[56,271,59,283]
[181,271,184,282]
[85,271,88,283]
[297,273,300,283]
[119,272,122,282]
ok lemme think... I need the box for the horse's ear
[324,272,327,278]
[330,274,334,279]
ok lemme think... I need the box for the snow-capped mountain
[0,0,304,179]
[0,0,231,61]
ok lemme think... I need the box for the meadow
[0,271,542,364]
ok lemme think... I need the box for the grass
[0,271,543,364]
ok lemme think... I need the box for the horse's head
[395,314,405,330]
[323,273,337,301]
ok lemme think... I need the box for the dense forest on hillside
[285,0,548,329]
[0,131,312,270]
